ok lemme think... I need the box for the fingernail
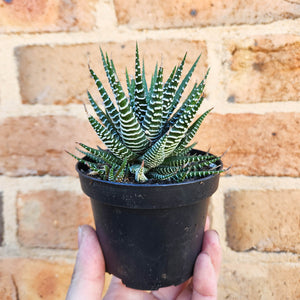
[78,226,83,248]
[212,230,220,243]
[202,251,210,257]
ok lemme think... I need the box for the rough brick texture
[225,190,300,253]
[0,258,73,300]
[0,116,102,176]
[227,35,300,103]
[0,192,3,246]
[194,112,300,176]
[114,0,300,29]
[17,190,93,249]
[17,40,207,104]
[219,263,300,299]
[0,0,96,33]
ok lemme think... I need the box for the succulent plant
[68,44,226,183]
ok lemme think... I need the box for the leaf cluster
[68,44,225,183]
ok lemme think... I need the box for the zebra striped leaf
[88,114,138,161]
[70,46,226,183]
[142,66,164,141]
[134,44,147,123]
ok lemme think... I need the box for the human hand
[66,218,222,300]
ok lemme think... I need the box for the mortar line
[0,18,299,48]
[2,188,19,249]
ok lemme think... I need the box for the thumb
[66,225,105,300]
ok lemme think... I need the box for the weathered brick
[227,35,300,103]
[113,0,300,29]
[17,190,93,249]
[0,116,102,176]
[0,272,17,300]
[17,40,207,105]
[0,0,96,33]
[219,262,300,299]
[0,192,3,246]
[0,258,73,300]
[224,190,300,253]
[194,112,300,176]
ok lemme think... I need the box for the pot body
[76,151,222,290]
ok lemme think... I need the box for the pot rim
[76,149,223,209]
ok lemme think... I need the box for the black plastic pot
[76,150,222,290]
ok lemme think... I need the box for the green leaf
[89,68,120,132]
[141,132,169,169]
[87,91,120,140]
[142,59,148,102]
[77,143,123,165]
[134,43,147,123]
[172,142,197,156]
[108,164,116,181]
[163,92,207,157]
[134,161,148,183]
[162,53,186,123]
[125,68,135,108]
[168,54,201,118]
[114,158,127,182]
[142,65,164,141]
[173,108,213,154]
[66,151,106,178]
[112,76,150,153]
[173,169,225,181]
[162,154,216,167]
[88,115,138,161]
[147,63,158,104]
[147,171,177,181]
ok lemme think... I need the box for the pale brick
[227,35,300,103]
[0,116,102,176]
[113,0,300,29]
[0,192,3,246]
[224,190,300,253]
[17,40,207,105]
[0,258,73,300]
[17,190,93,249]
[0,0,96,33]
[219,262,300,300]
[194,113,300,176]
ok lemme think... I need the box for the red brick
[194,112,300,176]
[113,0,300,29]
[17,190,93,249]
[0,272,16,300]
[224,190,300,253]
[17,40,207,105]
[219,262,300,299]
[0,0,96,33]
[0,116,102,176]
[0,258,73,300]
[227,35,300,103]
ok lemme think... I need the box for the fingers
[201,230,222,277]
[104,276,154,300]
[191,230,222,300]
[151,279,190,300]
[204,216,210,231]
[192,252,218,300]
[66,225,105,300]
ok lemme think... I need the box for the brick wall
[0,0,299,299]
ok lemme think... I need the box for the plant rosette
[69,44,226,290]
